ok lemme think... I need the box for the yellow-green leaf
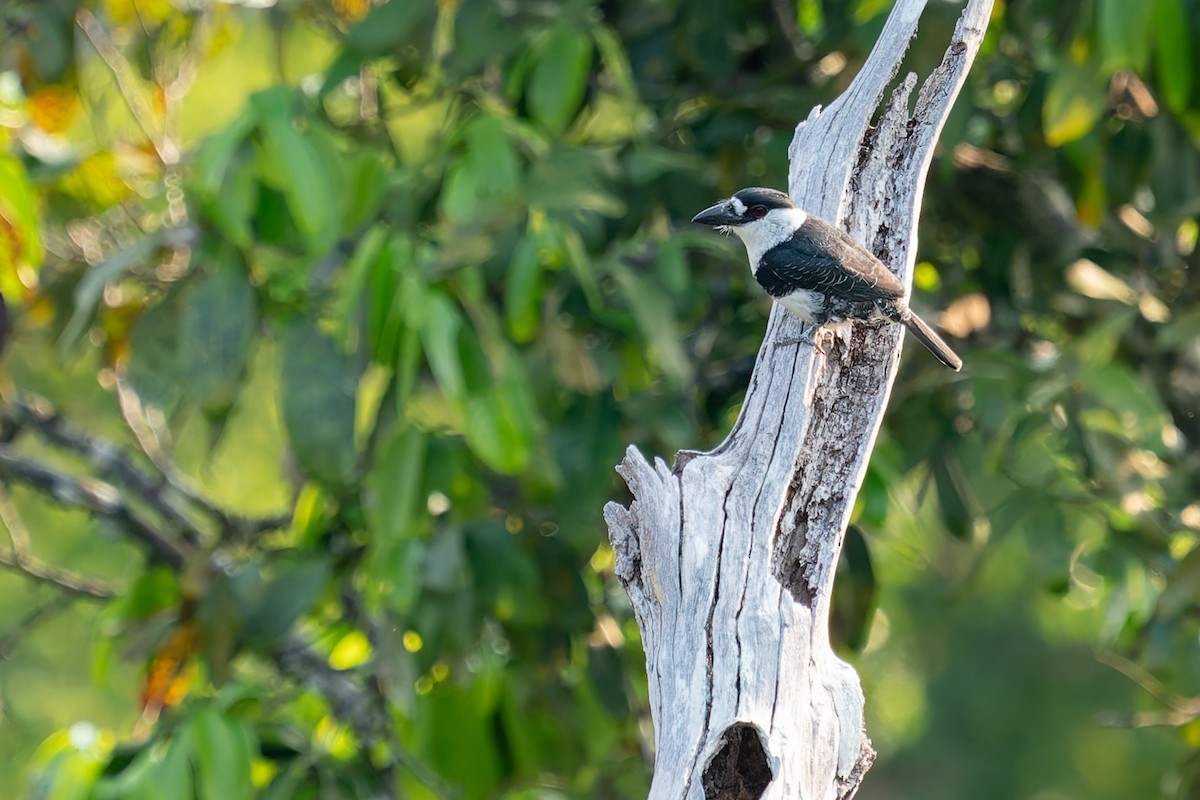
[1043,63,1105,147]
[329,630,373,670]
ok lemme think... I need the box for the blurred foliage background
[0,0,1197,797]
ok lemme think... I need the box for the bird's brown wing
[754,216,905,302]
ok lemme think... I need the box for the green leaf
[611,262,691,386]
[461,341,536,474]
[59,234,162,359]
[831,525,875,653]
[1098,0,1153,72]
[279,321,360,487]
[188,708,253,800]
[366,423,428,543]
[253,90,339,255]
[421,291,467,402]
[1043,62,1106,147]
[561,224,601,310]
[1154,0,1193,114]
[932,451,977,540]
[329,630,372,670]
[657,237,688,294]
[122,738,192,800]
[179,257,258,417]
[1159,546,1200,617]
[345,0,434,56]
[504,234,543,342]
[152,737,193,800]
[235,557,332,644]
[336,224,389,344]
[197,149,257,248]
[191,109,259,247]
[125,289,186,410]
[340,145,390,232]
[1079,362,1171,442]
[527,24,593,134]
[193,107,258,199]
[441,115,521,222]
[366,235,417,365]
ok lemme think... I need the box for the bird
[692,187,962,371]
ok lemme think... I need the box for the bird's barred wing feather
[754,216,905,302]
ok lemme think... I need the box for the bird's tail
[883,302,963,371]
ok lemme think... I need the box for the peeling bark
[603,1,994,798]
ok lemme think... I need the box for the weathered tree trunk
[603,1,994,797]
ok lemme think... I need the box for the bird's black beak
[692,201,740,227]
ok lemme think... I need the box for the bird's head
[692,187,807,255]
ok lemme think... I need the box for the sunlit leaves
[329,630,372,670]
[13,0,1200,797]
[0,155,44,298]
[1043,61,1106,147]
[27,724,115,800]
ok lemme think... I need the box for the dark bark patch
[702,722,773,800]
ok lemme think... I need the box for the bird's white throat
[732,207,808,267]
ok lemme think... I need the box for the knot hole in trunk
[702,722,773,799]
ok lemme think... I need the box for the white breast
[731,207,808,266]
[776,289,824,324]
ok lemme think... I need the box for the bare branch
[0,446,189,570]
[76,8,179,165]
[8,393,207,546]
[0,550,115,600]
[1095,649,1200,716]
[0,487,115,599]
[115,381,289,539]
[0,484,32,555]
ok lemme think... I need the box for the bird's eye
[750,205,768,219]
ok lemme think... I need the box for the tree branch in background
[115,381,291,540]
[0,447,189,570]
[273,633,461,800]
[0,488,116,599]
[0,394,443,792]
[1094,649,1200,726]
[8,393,207,547]
[0,550,116,600]
[76,8,178,165]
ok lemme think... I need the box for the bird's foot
[814,326,836,356]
